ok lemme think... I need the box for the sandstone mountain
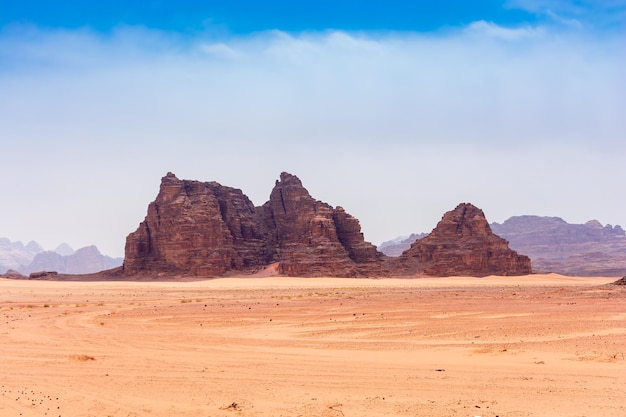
[124,173,528,278]
[1,237,121,275]
[0,238,44,273]
[55,243,75,257]
[394,203,531,276]
[490,216,626,276]
[124,172,384,277]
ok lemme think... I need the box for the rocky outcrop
[259,173,382,277]
[124,174,532,278]
[396,203,531,276]
[611,276,626,286]
[124,172,383,277]
[124,173,269,276]
[491,216,626,276]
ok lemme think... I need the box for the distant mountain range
[379,216,626,277]
[378,233,427,256]
[0,238,122,276]
[491,216,626,276]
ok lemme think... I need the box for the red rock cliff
[124,173,269,276]
[397,203,531,276]
[258,172,382,277]
[124,172,382,277]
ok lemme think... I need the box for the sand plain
[1,274,624,417]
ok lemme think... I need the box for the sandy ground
[1,274,624,417]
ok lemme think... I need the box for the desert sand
[1,274,624,417]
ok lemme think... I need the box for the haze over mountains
[3,173,624,279]
[491,216,626,277]
[0,238,122,275]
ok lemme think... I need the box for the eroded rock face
[124,172,382,277]
[125,175,530,278]
[397,203,531,276]
[259,173,382,277]
[124,173,269,276]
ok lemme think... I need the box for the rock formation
[396,203,531,276]
[124,172,269,276]
[611,276,626,286]
[124,174,531,278]
[258,172,382,277]
[491,216,626,276]
[124,172,383,277]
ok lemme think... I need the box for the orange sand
[1,274,624,417]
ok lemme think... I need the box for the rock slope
[396,203,531,276]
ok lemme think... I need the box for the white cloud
[545,10,583,28]
[465,20,545,39]
[199,42,241,58]
[0,24,625,256]
[505,0,626,27]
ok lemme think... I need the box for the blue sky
[1,1,625,259]
[2,1,536,32]
[3,1,625,33]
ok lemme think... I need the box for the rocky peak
[125,172,384,277]
[124,174,532,278]
[261,172,382,276]
[55,243,75,256]
[397,203,531,276]
[431,203,493,239]
[584,220,603,228]
[124,173,268,276]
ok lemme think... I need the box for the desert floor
[1,274,624,417]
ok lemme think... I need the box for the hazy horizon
[2,1,625,258]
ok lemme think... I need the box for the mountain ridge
[0,238,122,275]
[123,173,529,278]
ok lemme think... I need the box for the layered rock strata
[124,173,269,276]
[396,203,531,276]
[124,172,383,277]
[125,174,530,278]
[259,173,383,277]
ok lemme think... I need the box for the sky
[1,1,625,258]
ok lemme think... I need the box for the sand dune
[1,274,624,416]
